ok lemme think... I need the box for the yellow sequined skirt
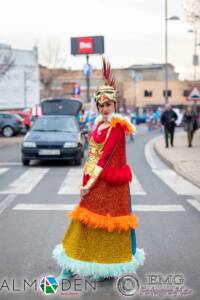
[62,219,132,264]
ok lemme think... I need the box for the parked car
[10,109,33,130]
[0,112,25,137]
[21,115,84,166]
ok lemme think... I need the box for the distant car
[21,115,84,166]
[130,113,147,124]
[136,113,147,124]
[0,112,25,137]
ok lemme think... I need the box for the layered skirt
[52,178,145,279]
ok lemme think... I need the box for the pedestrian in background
[161,104,178,148]
[182,106,198,147]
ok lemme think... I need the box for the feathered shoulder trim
[95,113,136,134]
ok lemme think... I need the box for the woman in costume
[52,58,145,281]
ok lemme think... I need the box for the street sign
[73,83,80,96]
[187,85,200,101]
[193,54,199,66]
[83,64,92,76]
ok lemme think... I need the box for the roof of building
[128,63,174,70]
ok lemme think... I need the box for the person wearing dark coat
[182,106,198,147]
[161,104,178,148]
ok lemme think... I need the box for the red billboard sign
[78,37,93,54]
[71,36,104,55]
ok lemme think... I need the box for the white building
[0,44,40,110]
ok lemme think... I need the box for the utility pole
[164,0,168,105]
[164,0,179,105]
[193,28,198,81]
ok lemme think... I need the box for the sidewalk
[0,135,24,149]
[154,129,200,188]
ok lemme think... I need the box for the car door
[0,114,4,130]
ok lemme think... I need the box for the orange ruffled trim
[68,205,139,232]
[109,116,135,134]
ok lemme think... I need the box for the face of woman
[98,101,116,120]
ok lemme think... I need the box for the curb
[153,138,200,189]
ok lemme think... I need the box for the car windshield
[32,117,78,133]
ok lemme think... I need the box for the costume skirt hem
[52,244,145,278]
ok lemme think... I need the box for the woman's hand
[80,185,90,197]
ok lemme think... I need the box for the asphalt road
[0,125,199,300]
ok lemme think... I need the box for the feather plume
[102,57,116,88]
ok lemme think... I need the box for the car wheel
[74,156,82,166]
[22,158,30,166]
[81,150,84,158]
[2,126,14,137]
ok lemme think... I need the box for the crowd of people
[78,105,200,149]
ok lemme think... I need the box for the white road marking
[0,194,17,215]
[132,204,185,212]
[13,204,76,211]
[0,168,49,194]
[187,199,200,212]
[145,137,200,196]
[58,168,83,195]
[0,162,21,166]
[130,175,147,195]
[13,203,185,212]
[144,137,161,170]
[58,168,147,196]
[153,169,200,196]
[0,168,9,175]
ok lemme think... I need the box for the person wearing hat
[52,58,145,281]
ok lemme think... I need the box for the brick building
[40,63,197,111]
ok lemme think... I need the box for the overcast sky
[0,0,198,80]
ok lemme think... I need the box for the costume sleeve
[84,124,124,189]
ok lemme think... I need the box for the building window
[144,90,153,97]
[163,90,172,97]
[183,90,190,97]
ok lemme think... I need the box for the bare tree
[0,46,15,79]
[183,0,200,26]
[39,41,67,97]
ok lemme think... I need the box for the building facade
[40,63,197,111]
[0,44,40,110]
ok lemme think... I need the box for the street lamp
[164,0,180,105]
[188,29,199,81]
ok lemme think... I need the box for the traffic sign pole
[86,54,90,103]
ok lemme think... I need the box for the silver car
[0,112,25,137]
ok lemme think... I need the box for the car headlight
[63,142,78,148]
[23,142,36,148]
